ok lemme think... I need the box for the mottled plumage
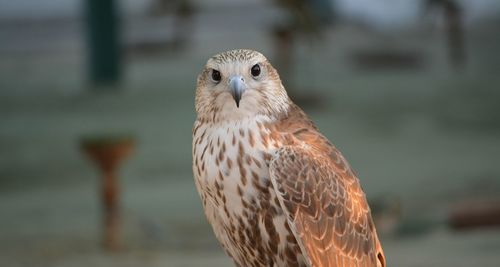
[193,49,385,267]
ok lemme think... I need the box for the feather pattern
[193,49,385,267]
[269,105,386,267]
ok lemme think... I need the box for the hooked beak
[229,76,245,108]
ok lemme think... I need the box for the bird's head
[195,49,290,123]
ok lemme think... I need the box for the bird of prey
[192,49,386,267]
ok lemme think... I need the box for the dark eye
[251,64,261,77]
[211,69,221,82]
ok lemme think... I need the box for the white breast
[192,115,294,265]
[193,115,275,219]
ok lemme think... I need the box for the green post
[85,0,121,87]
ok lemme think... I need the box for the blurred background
[1,0,500,266]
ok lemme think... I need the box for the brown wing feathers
[269,107,385,267]
[270,147,383,267]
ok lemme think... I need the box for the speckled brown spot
[199,145,207,160]
[248,129,255,147]
[252,156,262,168]
[245,155,252,165]
[240,167,247,185]
[261,132,269,147]
[193,124,201,135]
[264,213,280,249]
[251,171,259,181]
[198,129,206,145]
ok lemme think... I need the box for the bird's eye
[211,69,221,83]
[251,64,261,77]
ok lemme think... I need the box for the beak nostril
[229,77,245,84]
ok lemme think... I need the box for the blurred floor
[1,4,500,266]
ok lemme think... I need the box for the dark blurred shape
[351,50,425,70]
[272,27,294,91]
[272,0,335,108]
[274,0,335,34]
[81,134,135,251]
[128,0,195,56]
[85,0,122,86]
[424,0,466,69]
[449,198,500,230]
[150,0,195,48]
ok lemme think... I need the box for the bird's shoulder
[270,103,341,164]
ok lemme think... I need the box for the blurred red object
[81,135,135,251]
[449,198,500,230]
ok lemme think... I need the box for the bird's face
[195,49,289,122]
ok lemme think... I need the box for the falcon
[192,49,386,267]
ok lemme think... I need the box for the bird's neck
[199,102,291,125]
[201,114,276,129]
